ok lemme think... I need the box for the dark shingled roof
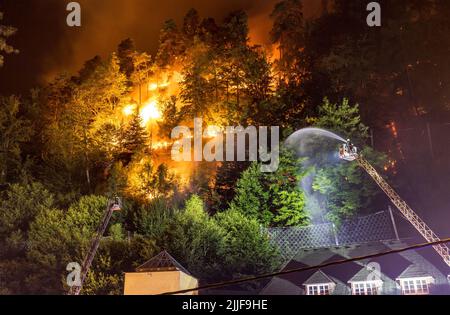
[319,255,363,283]
[348,267,376,283]
[397,264,431,279]
[348,253,412,281]
[136,251,192,275]
[304,270,334,285]
[374,255,411,279]
[278,260,316,287]
[345,242,390,261]
[260,239,450,295]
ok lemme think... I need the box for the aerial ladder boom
[339,140,450,267]
[68,196,122,295]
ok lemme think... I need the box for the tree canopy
[1,1,449,294]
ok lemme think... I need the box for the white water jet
[285,127,345,158]
[285,127,345,148]
[284,127,346,223]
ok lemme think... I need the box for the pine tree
[182,9,200,41]
[310,98,369,142]
[229,163,271,225]
[270,0,306,80]
[180,49,214,118]
[119,114,148,164]
[198,17,220,47]
[157,96,181,139]
[131,52,152,105]
[155,19,185,67]
[229,150,309,227]
[212,161,249,211]
[117,38,135,79]
[267,149,309,226]
[221,10,249,48]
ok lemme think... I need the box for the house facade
[124,251,198,295]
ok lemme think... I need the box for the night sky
[0,0,325,95]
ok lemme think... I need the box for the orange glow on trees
[122,104,136,116]
[140,99,162,126]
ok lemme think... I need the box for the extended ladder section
[68,198,121,295]
[356,156,450,267]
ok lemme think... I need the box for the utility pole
[388,206,400,241]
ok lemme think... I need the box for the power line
[160,238,450,295]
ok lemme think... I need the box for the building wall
[179,271,199,295]
[124,271,198,295]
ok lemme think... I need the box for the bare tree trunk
[83,129,91,192]
[149,121,153,156]
[236,72,240,106]
[214,69,218,102]
[139,83,142,107]
[146,72,149,99]
[85,164,91,190]
[226,81,229,102]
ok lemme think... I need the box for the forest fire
[148,81,171,91]
[122,104,136,116]
[1,0,450,298]
[121,99,162,127]
[390,121,399,138]
[148,83,159,91]
[140,99,162,125]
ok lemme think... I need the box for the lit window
[400,278,431,295]
[351,281,381,295]
[307,284,332,295]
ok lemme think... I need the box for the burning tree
[3,0,450,295]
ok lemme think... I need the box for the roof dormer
[396,265,435,295]
[303,270,336,295]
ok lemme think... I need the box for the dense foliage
[1,0,450,294]
[230,150,309,227]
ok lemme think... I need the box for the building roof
[260,239,450,295]
[260,277,303,295]
[319,254,363,283]
[277,260,317,288]
[397,264,433,279]
[348,251,412,282]
[304,270,334,285]
[136,251,192,275]
[348,267,377,283]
